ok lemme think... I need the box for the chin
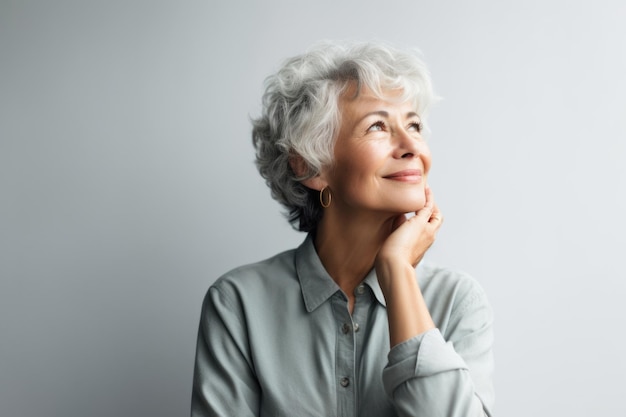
[392,200,426,214]
[407,204,426,213]
[367,192,426,214]
[405,196,427,212]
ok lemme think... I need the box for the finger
[415,204,433,222]
[423,185,434,210]
[428,204,444,226]
[429,200,440,218]
[415,187,434,221]
[429,212,443,224]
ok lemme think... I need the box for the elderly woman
[192,41,494,417]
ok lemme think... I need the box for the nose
[391,127,431,174]
[392,128,422,159]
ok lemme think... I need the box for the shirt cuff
[383,328,468,396]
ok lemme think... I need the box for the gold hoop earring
[319,187,332,208]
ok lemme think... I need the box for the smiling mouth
[383,169,423,182]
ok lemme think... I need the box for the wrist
[375,260,415,296]
[375,261,435,346]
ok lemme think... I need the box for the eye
[408,121,422,133]
[367,121,386,133]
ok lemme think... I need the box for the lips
[383,169,423,182]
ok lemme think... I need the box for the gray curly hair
[252,41,435,232]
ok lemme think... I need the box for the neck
[314,207,399,294]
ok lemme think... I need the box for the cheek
[421,149,433,174]
[328,156,379,196]
[332,161,368,189]
[334,144,382,176]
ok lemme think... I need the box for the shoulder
[216,248,298,283]
[207,248,299,306]
[418,261,492,334]
[419,261,487,303]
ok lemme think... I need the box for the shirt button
[353,323,360,333]
[341,323,351,334]
[340,377,350,387]
[355,285,365,296]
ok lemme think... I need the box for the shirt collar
[296,235,341,312]
[365,259,428,308]
[362,269,387,308]
[295,234,387,312]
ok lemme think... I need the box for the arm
[191,285,260,417]
[375,186,442,347]
[382,283,494,416]
[375,187,494,416]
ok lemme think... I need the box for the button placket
[351,285,366,335]
[341,322,360,334]
[330,293,355,414]
[355,285,366,296]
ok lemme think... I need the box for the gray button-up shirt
[192,235,494,416]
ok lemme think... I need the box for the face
[320,84,432,216]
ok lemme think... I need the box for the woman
[192,41,494,417]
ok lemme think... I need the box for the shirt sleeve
[382,281,495,417]
[191,284,260,417]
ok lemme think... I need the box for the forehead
[339,82,416,119]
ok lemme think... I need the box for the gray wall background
[2,1,625,416]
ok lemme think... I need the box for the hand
[376,186,443,270]
[375,186,442,344]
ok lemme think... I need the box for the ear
[301,176,327,191]
[289,153,328,191]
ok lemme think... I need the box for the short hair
[251,41,435,232]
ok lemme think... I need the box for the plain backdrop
[2,1,625,416]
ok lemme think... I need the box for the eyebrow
[358,110,420,123]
